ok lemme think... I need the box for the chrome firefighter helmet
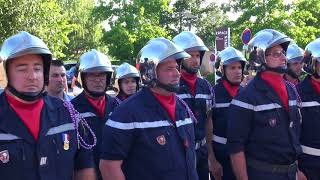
[304,38,320,77]
[115,62,140,94]
[287,44,304,64]
[173,31,208,73]
[248,29,292,73]
[116,62,140,80]
[79,49,113,97]
[215,47,246,80]
[137,37,190,92]
[0,31,52,101]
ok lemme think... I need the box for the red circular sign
[210,54,216,62]
[241,28,252,45]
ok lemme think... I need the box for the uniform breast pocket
[0,141,23,178]
[52,132,77,178]
[254,111,281,140]
[142,128,173,171]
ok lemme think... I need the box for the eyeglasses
[85,73,107,81]
[265,50,286,58]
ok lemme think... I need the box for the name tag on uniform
[40,156,47,166]
[0,150,9,164]
[62,133,70,150]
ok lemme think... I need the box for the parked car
[64,62,77,88]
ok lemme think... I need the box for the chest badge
[0,150,9,164]
[268,118,277,127]
[62,133,70,150]
[156,135,166,146]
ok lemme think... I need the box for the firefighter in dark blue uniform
[173,31,215,180]
[99,37,199,180]
[212,47,246,180]
[284,44,304,85]
[71,49,117,179]
[227,29,305,180]
[297,39,320,180]
[114,62,140,104]
[0,31,95,180]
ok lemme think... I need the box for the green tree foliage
[287,0,320,48]
[226,0,320,49]
[225,0,290,49]
[94,0,170,63]
[172,0,227,48]
[0,0,74,58]
[58,0,107,61]
[0,0,105,60]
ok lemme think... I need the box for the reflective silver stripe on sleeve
[301,145,320,156]
[177,94,211,100]
[177,94,192,99]
[106,120,172,130]
[301,101,320,108]
[176,118,193,127]
[231,99,282,111]
[46,123,75,136]
[214,103,230,108]
[212,134,227,144]
[195,94,211,99]
[0,133,21,140]
[79,112,96,118]
[289,100,297,106]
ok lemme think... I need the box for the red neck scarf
[6,93,44,141]
[181,71,197,96]
[310,77,320,96]
[222,79,240,98]
[260,71,289,111]
[85,95,106,118]
[152,91,176,123]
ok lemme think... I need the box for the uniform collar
[0,94,57,144]
[254,74,284,105]
[215,79,236,101]
[300,75,315,94]
[142,87,185,114]
[72,91,114,119]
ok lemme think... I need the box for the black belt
[246,157,297,174]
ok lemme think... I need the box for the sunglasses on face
[265,50,286,58]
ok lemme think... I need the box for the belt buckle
[288,163,297,173]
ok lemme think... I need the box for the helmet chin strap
[263,64,288,74]
[155,80,181,93]
[181,63,199,74]
[81,73,109,98]
[84,89,106,98]
[223,76,241,86]
[7,84,44,102]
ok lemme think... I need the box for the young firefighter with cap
[212,47,246,180]
[99,37,199,180]
[0,31,96,180]
[114,62,140,103]
[296,38,320,180]
[284,44,305,85]
[227,29,305,180]
[71,49,117,180]
[173,31,216,180]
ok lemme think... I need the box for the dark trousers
[196,146,209,180]
[210,142,236,180]
[299,166,320,180]
[247,165,296,180]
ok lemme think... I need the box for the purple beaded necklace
[63,101,97,149]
